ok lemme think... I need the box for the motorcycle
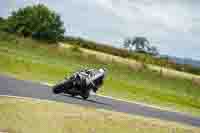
[52,68,106,99]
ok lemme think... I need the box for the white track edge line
[40,82,189,115]
[0,95,56,103]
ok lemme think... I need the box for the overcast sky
[1,0,200,60]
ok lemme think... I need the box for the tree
[123,36,159,55]
[124,36,149,52]
[0,17,8,31]
[147,46,159,56]
[0,17,3,22]
[6,4,65,42]
[0,17,4,28]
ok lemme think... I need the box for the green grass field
[0,96,199,133]
[0,32,200,116]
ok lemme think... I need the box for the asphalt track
[0,75,200,127]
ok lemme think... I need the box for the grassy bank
[64,36,200,75]
[0,32,200,116]
[0,96,199,133]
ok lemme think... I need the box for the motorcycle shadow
[60,93,111,107]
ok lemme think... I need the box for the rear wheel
[71,93,77,97]
[52,79,73,94]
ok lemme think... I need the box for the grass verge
[0,96,200,133]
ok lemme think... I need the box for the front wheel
[81,90,89,100]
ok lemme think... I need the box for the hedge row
[63,36,200,75]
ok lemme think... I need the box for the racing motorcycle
[52,68,106,99]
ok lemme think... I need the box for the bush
[4,4,65,43]
[0,31,17,42]
[70,45,81,53]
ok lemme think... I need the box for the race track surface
[0,75,200,127]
